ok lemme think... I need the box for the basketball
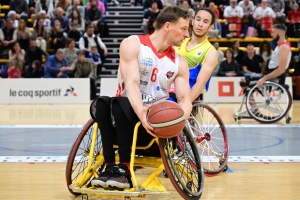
[147,100,186,138]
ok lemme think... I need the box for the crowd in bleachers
[0,0,300,99]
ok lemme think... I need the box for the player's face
[192,10,213,37]
[271,28,280,40]
[168,17,190,46]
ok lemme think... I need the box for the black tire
[188,102,229,176]
[246,82,292,123]
[159,127,204,200]
[66,119,103,195]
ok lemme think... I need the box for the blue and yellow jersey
[175,37,214,92]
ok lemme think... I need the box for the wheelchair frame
[233,81,292,124]
[66,120,204,200]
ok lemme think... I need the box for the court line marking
[0,156,299,163]
[0,124,300,128]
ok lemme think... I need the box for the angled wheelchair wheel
[66,119,103,195]
[187,102,229,175]
[245,82,292,123]
[159,127,204,200]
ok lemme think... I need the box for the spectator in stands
[241,44,265,76]
[9,0,29,22]
[269,0,286,23]
[64,39,79,67]
[31,18,48,51]
[70,50,97,100]
[181,0,195,17]
[285,0,296,15]
[131,0,143,7]
[69,10,85,33]
[50,20,67,51]
[255,40,273,62]
[9,42,25,74]
[238,0,255,27]
[88,46,102,76]
[66,0,85,18]
[142,1,161,34]
[68,23,82,47]
[38,10,52,29]
[87,0,106,15]
[161,0,177,7]
[52,7,69,32]
[212,42,224,76]
[34,0,55,19]
[25,39,49,74]
[7,11,19,29]
[0,19,16,51]
[286,3,300,37]
[55,0,71,12]
[7,60,21,78]
[12,19,30,51]
[208,1,222,38]
[143,0,163,15]
[223,0,247,38]
[215,0,230,19]
[79,25,108,62]
[24,60,44,78]
[28,0,37,19]
[87,0,106,37]
[44,48,70,78]
[218,48,243,76]
[253,0,276,37]
[231,40,245,66]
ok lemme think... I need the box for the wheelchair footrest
[143,176,169,193]
[233,110,251,119]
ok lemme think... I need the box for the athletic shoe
[106,163,132,189]
[91,163,116,188]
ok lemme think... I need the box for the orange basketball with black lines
[147,100,186,138]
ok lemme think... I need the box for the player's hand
[141,104,156,137]
[256,77,266,88]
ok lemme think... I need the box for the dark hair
[91,46,98,49]
[87,24,94,30]
[273,23,287,32]
[77,50,86,55]
[71,9,82,25]
[182,0,193,9]
[194,7,215,25]
[34,18,44,34]
[32,60,42,70]
[225,48,234,60]
[231,40,239,50]
[247,43,254,48]
[11,42,20,54]
[258,40,272,57]
[155,6,192,30]
[66,38,75,46]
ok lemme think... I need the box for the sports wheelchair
[65,101,229,200]
[233,77,292,124]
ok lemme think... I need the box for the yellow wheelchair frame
[67,120,203,200]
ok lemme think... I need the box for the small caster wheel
[234,118,237,122]
[82,194,88,200]
[125,196,131,200]
[223,165,228,172]
[286,117,291,124]
[163,169,168,178]
[238,117,241,120]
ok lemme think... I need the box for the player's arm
[119,36,154,135]
[261,45,289,81]
[175,56,192,120]
[190,48,218,102]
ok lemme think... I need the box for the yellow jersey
[175,37,215,92]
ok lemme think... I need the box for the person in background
[7,60,21,78]
[9,42,25,74]
[9,0,29,21]
[212,42,224,76]
[208,1,222,38]
[241,44,265,76]
[68,23,82,47]
[231,40,245,67]
[218,48,243,76]
[44,48,70,78]
[50,20,66,51]
[0,18,16,51]
[88,46,102,76]
[141,1,161,34]
[7,11,19,29]
[31,18,48,51]
[12,19,31,51]
[66,0,85,18]
[64,38,79,68]
[24,60,44,78]
[52,7,69,33]
[238,0,255,27]
[34,0,54,19]
[69,10,85,33]
[255,40,273,62]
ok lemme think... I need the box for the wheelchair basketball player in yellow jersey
[169,7,218,103]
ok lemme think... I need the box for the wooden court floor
[0,102,300,200]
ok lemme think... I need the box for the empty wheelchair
[234,78,292,124]
[65,117,204,200]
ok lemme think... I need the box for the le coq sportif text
[9,89,62,98]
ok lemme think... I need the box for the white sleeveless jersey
[116,35,180,106]
[268,42,291,70]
